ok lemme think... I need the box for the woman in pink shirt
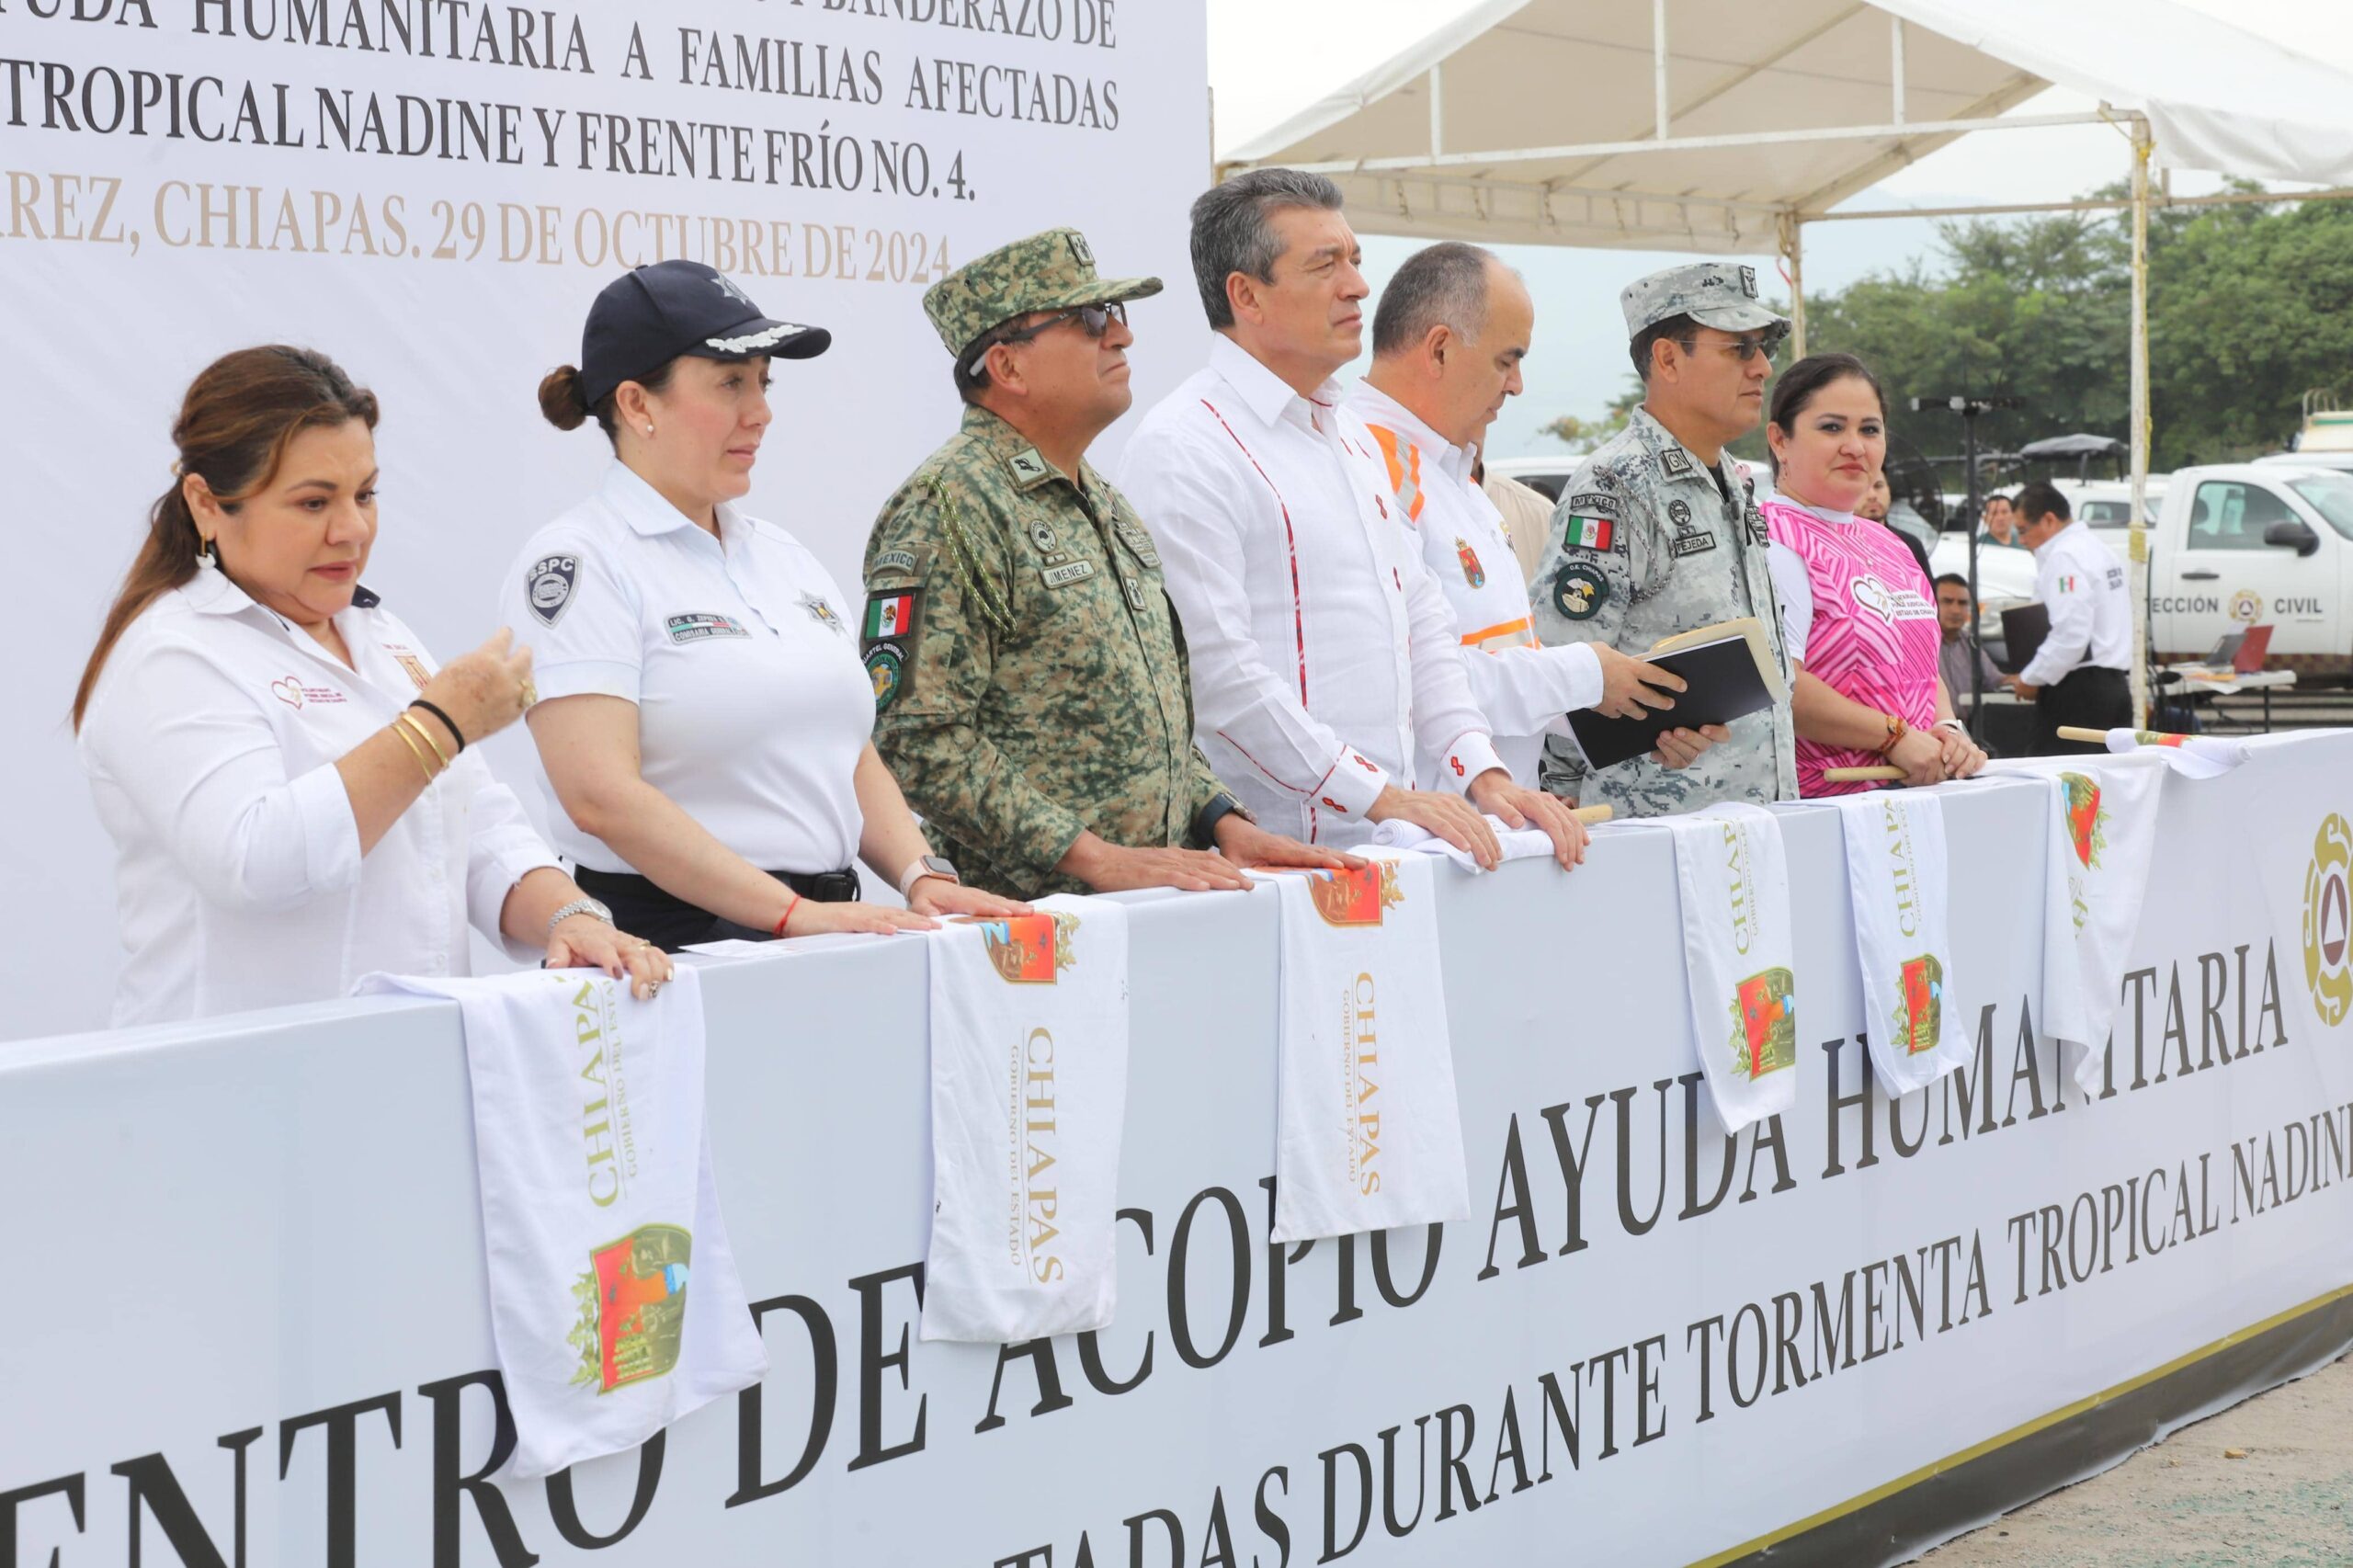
[1760,355,1987,796]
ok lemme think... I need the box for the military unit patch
[1667,499,1692,527]
[1552,560,1609,620]
[1659,448,1694,479]
[526,553,578,628]
[864,642,904,710]
[1739,265,1758,298]
[1006,448,1053,486]
[1564,491,1620,515]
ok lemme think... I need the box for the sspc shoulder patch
[526,554,578,627]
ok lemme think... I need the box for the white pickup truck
[1930,462,2353,678]
[2143,461,2353,676]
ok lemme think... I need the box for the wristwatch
[545,896,614,938]
[1191,791,1255,848]
[898,854,960,898]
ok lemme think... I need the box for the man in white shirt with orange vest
[1119,170,1589,870]
[1345,241,1687,783]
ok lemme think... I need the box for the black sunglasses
[964,301,1127,373]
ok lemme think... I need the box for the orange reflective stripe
[1459,615,1535,651]
[1365,425,1425,522]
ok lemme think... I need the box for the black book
[2001,603,2051,675]
[1565,618,1789,771]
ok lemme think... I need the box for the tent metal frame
[1221,5,2353,726]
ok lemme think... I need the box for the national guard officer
[860,227,1352,898]
[1529,261,1800,817]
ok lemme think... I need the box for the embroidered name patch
[1670,532,1717,558]
[666,612,751,643]
[1041,560,1097,588]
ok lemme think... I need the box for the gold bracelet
[396,711,450,770]
[389,720,440,783]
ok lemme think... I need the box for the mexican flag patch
[1563,515,1614,551]
[864,592,917,640]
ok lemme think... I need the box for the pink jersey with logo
[1763,500,1941,797]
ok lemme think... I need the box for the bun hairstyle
[538,358,677,442]
[74,346,378,729]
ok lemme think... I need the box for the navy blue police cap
[579,260,830,406]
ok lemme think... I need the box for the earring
[644,424,654,436]
[197,535,216,566]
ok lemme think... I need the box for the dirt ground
[1916,1354,2353,1567]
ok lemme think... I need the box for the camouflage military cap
[1620,260,1789,340]
[924,227,1163,362]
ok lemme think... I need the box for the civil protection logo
[2303,813,2353,1027]
[961,912,1079,983]
[2058,772,2108,869]
[1893,955,1945,1055]
[569,1223,691,1394]
[1728,968,1796,1079]
[1311,860,1404,927]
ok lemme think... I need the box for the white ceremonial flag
[1820,790,1971,1096]
[1664,805,1800,1135]
[922,896,1131,1344]
[1988,756,2166,1096]
[1368,814,1557,870]
[2100,728,2252,779]
[1265,853,1472,1243]
[354,966,766,1479]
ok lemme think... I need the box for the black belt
[574,864,860,953]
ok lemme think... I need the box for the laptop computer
[2200,630,2247,671]
[2234,624,2274,673]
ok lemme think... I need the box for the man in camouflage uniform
[1530,261,1800,817]
[861,227,1351,898]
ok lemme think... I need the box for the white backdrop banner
[4,734,2352,1566]
[0,0,1210,1038]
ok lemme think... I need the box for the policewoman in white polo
[513,261,1026,949]
[74,346,670,1026]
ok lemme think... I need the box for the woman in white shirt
[74,346,669,1026]
[512,262,1023,949]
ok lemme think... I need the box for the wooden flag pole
[1821,766,1906,783]
[1574,805,1615,824]
[2055,727,2110,744]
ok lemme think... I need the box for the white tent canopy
[1218,0,2353,731]
[1220,0,2353,253]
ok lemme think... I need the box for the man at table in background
[1344,240,1685,785]
[1118,169,1589,870]
[1527,261,1795,818]
[860,226,1354,897]
[2008,481,2131,753]
[1936,573,2004,714]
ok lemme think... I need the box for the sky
[1206,0,2353,460]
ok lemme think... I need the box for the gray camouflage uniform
[1531,263,1799,817]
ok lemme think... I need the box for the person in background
[512,261,1026,949]
[1759,354,1986,796]
[1526,260,1791,817]
[1118,169,1589,870]
[1978,492,2021,547]
[1859,469,1936,578]
[2008,480,2131,753]
[1476,454,1556,586]
[860,226,1354,897]
[1934,573,2004,713]
[74,346,669,1025]
[1347,241,1684,784]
